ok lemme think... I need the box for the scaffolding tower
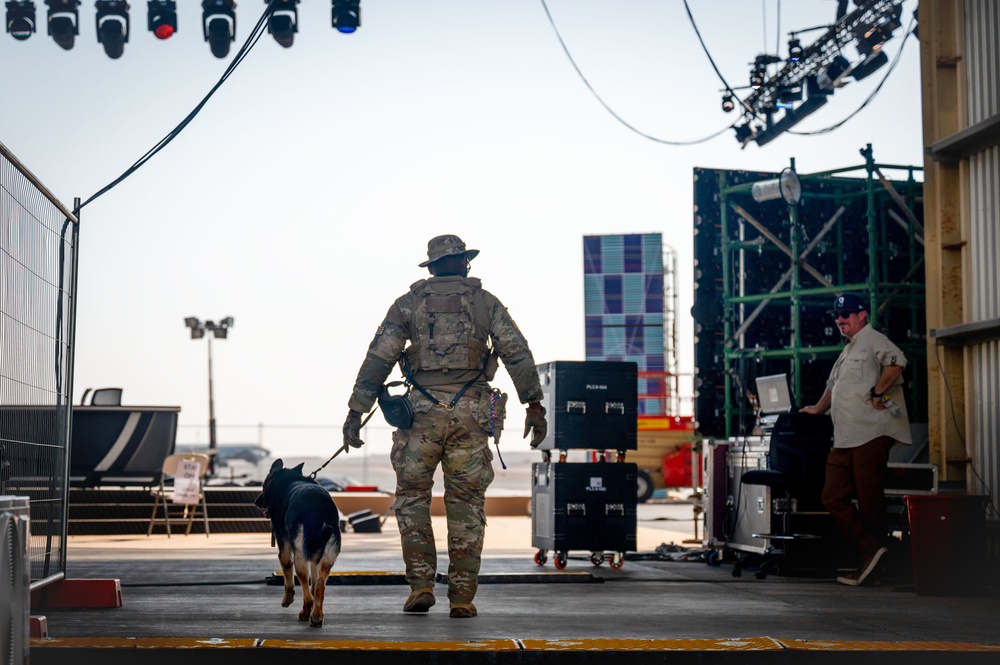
[693,145,926,439]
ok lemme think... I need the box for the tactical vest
[403,278,492,374]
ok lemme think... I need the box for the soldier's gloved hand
[523,403,547,449]
[343,410,365,452]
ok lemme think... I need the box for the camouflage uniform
[347,273,543,606]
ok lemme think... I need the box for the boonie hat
[827,293,869,315]
[418,234,480,267]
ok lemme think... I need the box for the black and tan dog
[255,459,342,627]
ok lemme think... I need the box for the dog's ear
[270,458,284,472]
[292,462,306,476]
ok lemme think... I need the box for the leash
[265,410,379,549]
[310,408,379,479]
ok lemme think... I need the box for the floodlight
[45,0,78,49]
[202,0,235,58]
[147,0,175,39]
[721,94,735,113]
[331,0,358,33]
[95,0,129,59]
[5,1,36,40]
[267,0,297,48]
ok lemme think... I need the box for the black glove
[343,410,365,451]
[523,404,547,449]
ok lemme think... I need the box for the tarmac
[27,501,1000,665]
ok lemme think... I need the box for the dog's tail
[320,523,342,556]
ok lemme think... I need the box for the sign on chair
[172,459,203,505]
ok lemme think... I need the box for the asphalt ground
[26,502,1000,665]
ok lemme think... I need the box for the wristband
[869,387,885,399]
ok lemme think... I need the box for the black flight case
[531,360,639,569]
[531,461,638,569]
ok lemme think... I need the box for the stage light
[5,1,36,41]
[267,0,297,48]
[787,37,802,62]
[95,0,129,59]
[749,54,780,90]
[817,54,850,91]
[734,123,755,145]
[331,0,358,34]
[721,94,735,113]
[45,0,78,49]
[851,51,889,80]
[147,0,175,39]
[202,0,235,58]
[776,85,802,109]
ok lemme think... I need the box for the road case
[531,461,637,569]
[535,360,638,451]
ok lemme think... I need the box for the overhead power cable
[539,0,732,146]
[73,3,276,216]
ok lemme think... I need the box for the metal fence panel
[0,140,78,589]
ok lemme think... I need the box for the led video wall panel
[583,233,666,416]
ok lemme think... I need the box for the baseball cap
[827,293,869,315]
[418,234,480,267]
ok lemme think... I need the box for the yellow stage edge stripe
[29,637,1000,652]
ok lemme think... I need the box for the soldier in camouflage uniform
[343,234,548,618]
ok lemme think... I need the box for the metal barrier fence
[0,140,79,590]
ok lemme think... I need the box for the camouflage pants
[390,387,496,605]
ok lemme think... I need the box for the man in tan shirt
[801,293,912,586]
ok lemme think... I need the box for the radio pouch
[378,381,415,430]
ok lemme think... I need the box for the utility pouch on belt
[378,381,415,430]
[488,389,508,437]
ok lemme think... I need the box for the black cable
[539,0,733,146]
[72,4,277,217]
[788,15,916,137]
[932,343,998,518]
[681,0,755,117]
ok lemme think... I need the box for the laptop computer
[755,373,793,431]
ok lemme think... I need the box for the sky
[1,0,925,459]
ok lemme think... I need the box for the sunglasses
[832,311,854,320]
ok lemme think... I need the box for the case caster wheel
[755,570,768,580]
[707,550,722,567]
[589,552,604,567]
[554,551,568,570]
[732,562,743,578]
[534,550,547,566]
[609,552,624,569]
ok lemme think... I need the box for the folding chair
[147,453,211,537]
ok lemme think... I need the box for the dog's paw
[281,591,294,608]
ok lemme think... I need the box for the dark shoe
[449,602,477,618]
[403,588,435,613]
[837,546,888,586]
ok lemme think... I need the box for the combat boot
[403,587,435,613]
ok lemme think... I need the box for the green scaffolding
[716,145,926,438]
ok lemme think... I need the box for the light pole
[184,316,234,476]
